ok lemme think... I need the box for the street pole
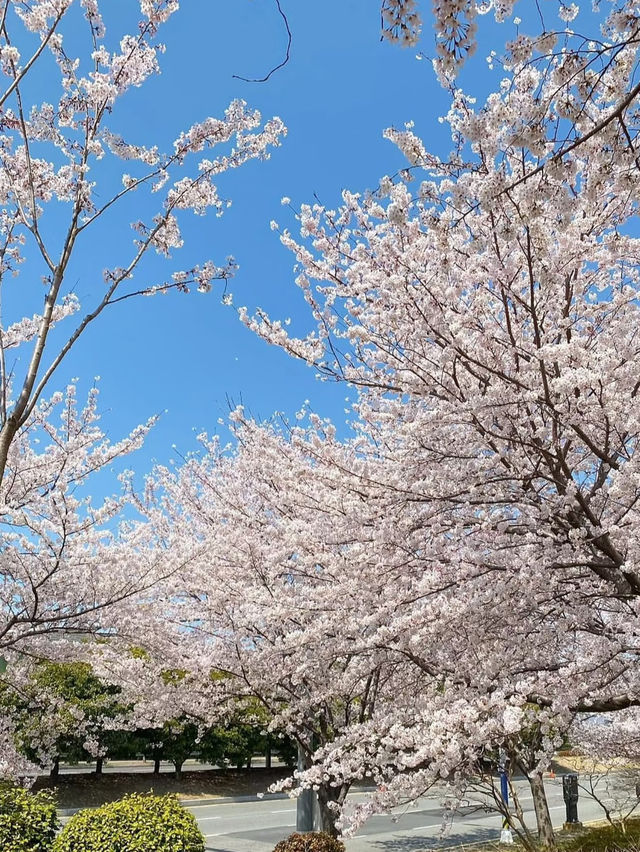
[499,752,513,844]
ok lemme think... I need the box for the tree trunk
[316,783,349,838]
[0,263,67,485]
[174,761,183,781]
[0,419,17,487]
[49,757,59,781]
[246,755,252,769]
[153,757,161,775]
[265,744,271,769]
[529,771,556,850]
[95,757,103,775]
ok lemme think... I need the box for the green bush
[52,792,205,852]
[0,785,58,852]
[273,832,345,852]
[563,819,640,852]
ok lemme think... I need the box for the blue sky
[11,0,534,482]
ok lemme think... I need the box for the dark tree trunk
[153,757,161,775]
[265,744,272,769]
[246,756,252,769]
[316,783,349,838]
[174,761,183,781]
[49,757,59,781]
[529,771,556,850]
[95,757,103,775]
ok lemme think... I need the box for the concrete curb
[180,792,290,807]
[57,806,87,817]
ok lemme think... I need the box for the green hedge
[52,792,205,852]
[273,832,345,852]
[0,785,58,852]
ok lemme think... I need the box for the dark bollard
[562,773,581,830]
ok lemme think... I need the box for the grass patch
[561,819,640,852]
[446,820,640,852]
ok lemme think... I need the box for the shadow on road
[204,826,291,852]
[202,825,501,852]
[366,826,499,851]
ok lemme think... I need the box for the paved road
[185,777,619,852]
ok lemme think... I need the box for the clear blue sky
[12,1,529,481]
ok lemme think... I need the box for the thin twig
[233,0,291,83]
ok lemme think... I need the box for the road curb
[57,807,86,817]
[180,792,291,807]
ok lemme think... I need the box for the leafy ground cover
[463,820,640,852]
[561,820,640,852]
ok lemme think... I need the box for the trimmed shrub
[0,785,58,852]
[52,792,205,852]
[273,832,345,852]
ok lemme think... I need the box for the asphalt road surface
[185,777,622,852]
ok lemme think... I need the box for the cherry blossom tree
[132,409,569,840]
[125,415,407,836]
[217,0,640,842]
[0,0,283,778]
[30,0,640,837]
[245,0,640,690]
[0,0,285,655]
[0,383,171,657]
[0,1,284,483]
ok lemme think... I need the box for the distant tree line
[0,660,296,781]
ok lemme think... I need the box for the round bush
[273,832,345,852]
[0,785,58,852]
[52,792,205,852]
